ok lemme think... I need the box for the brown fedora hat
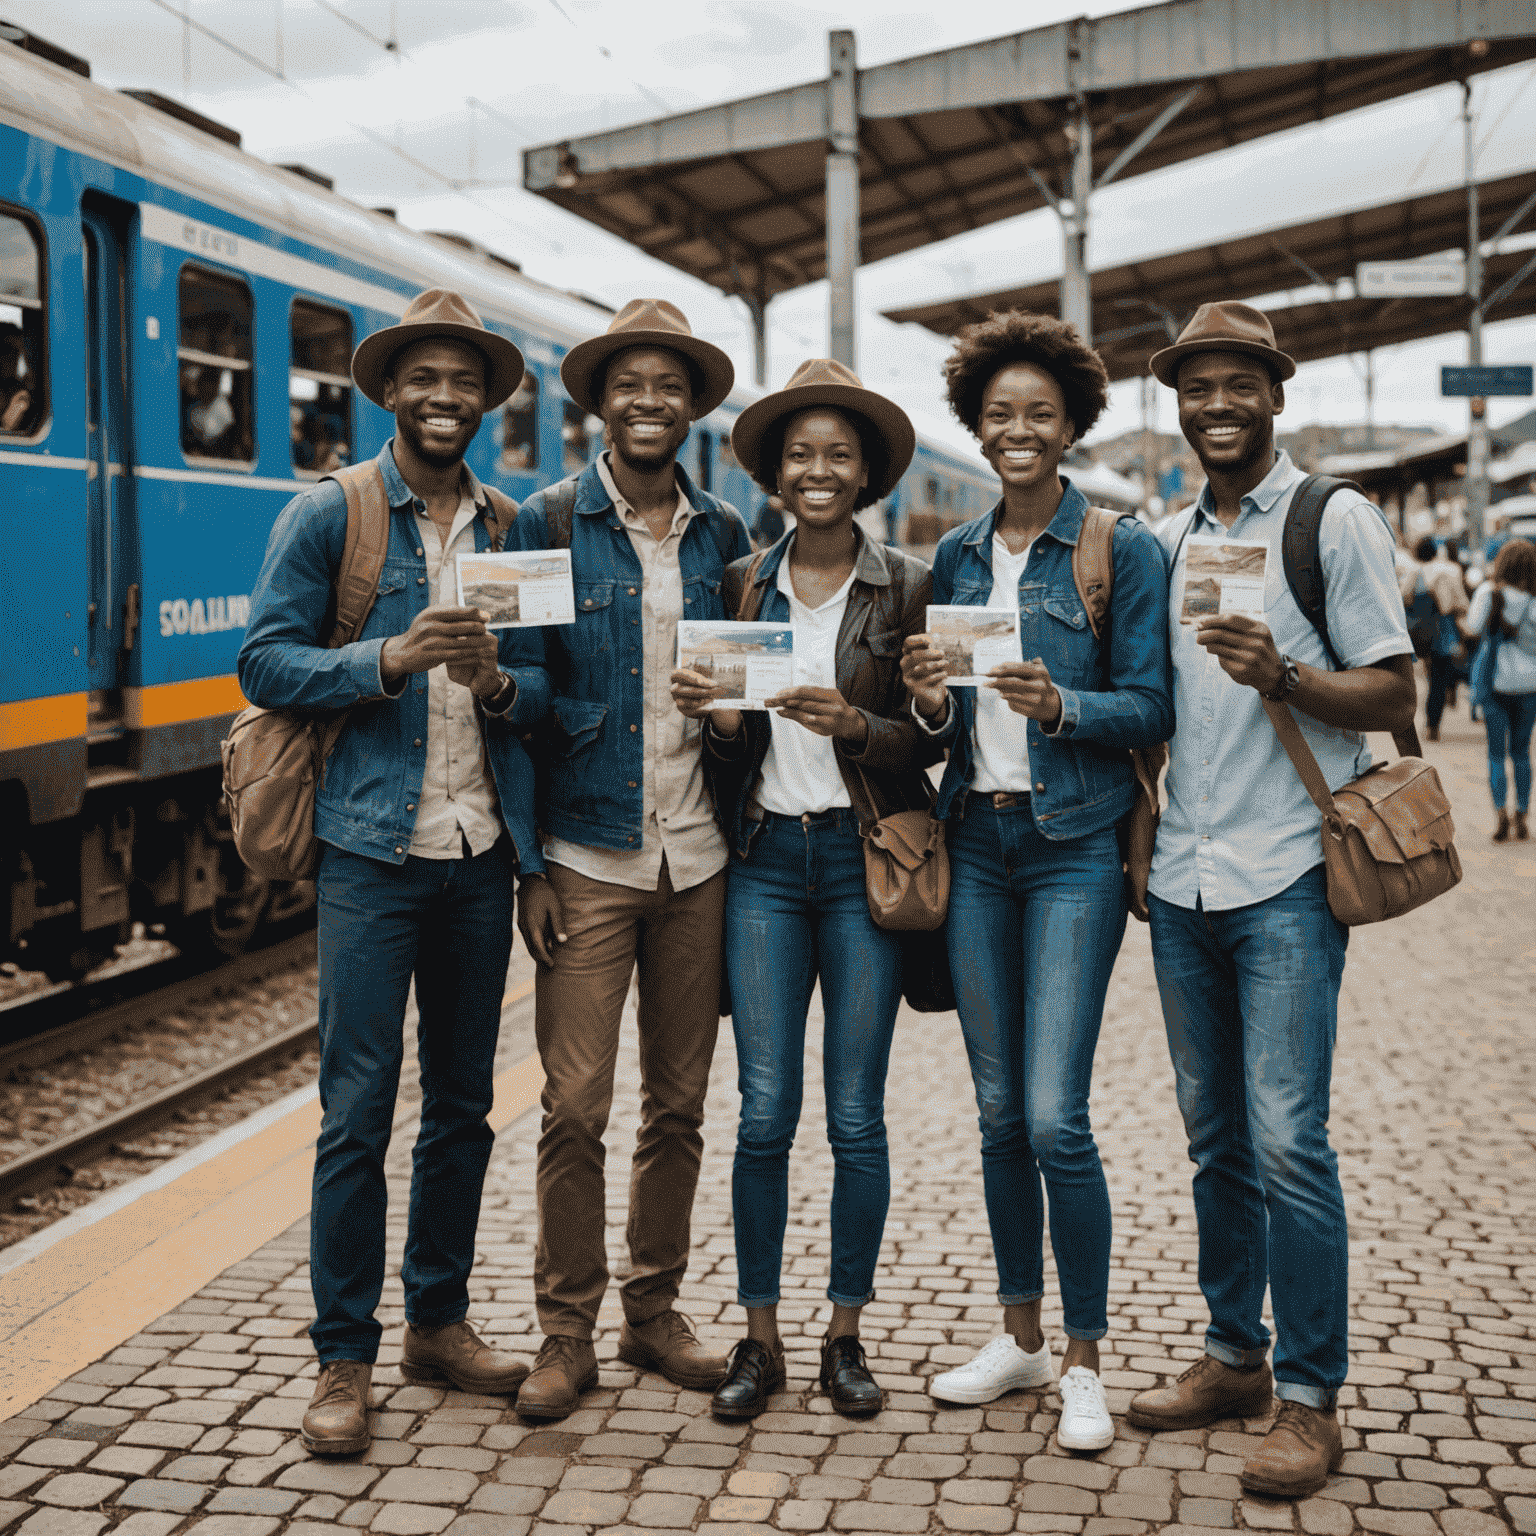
[351,288,525,410]
[1149,299,1296,387]
[560,298,735,417]
[730,358,916,501]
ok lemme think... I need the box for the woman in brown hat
[670,359,937,1421]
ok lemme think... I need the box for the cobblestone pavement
[2,695,1533,1536]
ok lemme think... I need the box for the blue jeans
[1148,865,1349,1406]
[310,838,515,1363]
[726,810,904,1308]
[1483,690,1536,812]
[946,798,1127,1340]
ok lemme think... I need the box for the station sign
[1441,365,1534,397]
[1357,260,1467,298]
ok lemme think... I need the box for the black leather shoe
[820,1333,883,1417]
[711,1337,786,1420]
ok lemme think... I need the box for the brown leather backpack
[221,463,519,882]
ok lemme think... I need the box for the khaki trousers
[533,859,724,1339]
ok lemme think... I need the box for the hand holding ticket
[1180,536,1269,624]
[456,549,576,627]
[925,604,1021,686]
[675,621,794,709]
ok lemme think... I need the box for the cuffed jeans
[1148,865,1350,1407]
[1483,690,1536,812]
[726,809,904,1309]
[946,798,1126,1341]
[311,837,514,1364]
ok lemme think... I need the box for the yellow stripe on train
[124,675,248,730]
[0,693,90,751]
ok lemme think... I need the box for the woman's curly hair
[942,310,1110,441]
[750,405,890,512]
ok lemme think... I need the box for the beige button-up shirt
[407,490,504,859]
[542,454,727,892]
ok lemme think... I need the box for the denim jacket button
[1035,782,1045,792]
[584,598,594,608]
[630,724,638,732]
[628,586,637,595]
[416,577,426,585]
[394,846,403,855]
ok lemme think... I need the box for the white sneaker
[929,1335,1055,1405]
[1056,1365,1115,1451]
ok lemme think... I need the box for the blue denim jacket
[506,458,752,850]
[930,479,1174,839]
[238,441,552,872]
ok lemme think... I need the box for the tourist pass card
[675,621,795,709]
[456,549,575,628]
[926,605,1021,686]
[1180,536,1269,624]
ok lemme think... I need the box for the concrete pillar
[746,288,769,387]
[1059,97,1092,342]
[826,29,860,370]
[1464,80,1489,548]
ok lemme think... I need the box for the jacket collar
[379,438,487,511]
[574,453,710,518]
[751,522,894,590]
[964,475,1090,551]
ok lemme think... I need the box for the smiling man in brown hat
[1126,301,1415,1496]
[240,289,551,1454]
[506,299,750,1417]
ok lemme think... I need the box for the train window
[178,265,254,463]
[925,475,940,508]
[500,371,539,471]
[563,399,599,474]
[696,429,713,492]
[290,299,352,476]
[0,209,46,437]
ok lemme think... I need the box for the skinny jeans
[1483,689,1536,812]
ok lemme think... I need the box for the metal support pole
[826,30,860,370]
[746,289,769,387]
[1364,351,1375,450]
[1059,97,1092,341]
[1464,81,1489,548]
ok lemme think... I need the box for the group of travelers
[238,285,1420,1503]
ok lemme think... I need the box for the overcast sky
[11,0,1536,455]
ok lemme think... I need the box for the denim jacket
[237,441,552,871]
[505,458,752,850]
[929,479,1174,839]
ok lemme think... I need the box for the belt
[969,790,1031,809]
[762,807,853,826]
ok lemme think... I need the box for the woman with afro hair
[901,310,1173,1448]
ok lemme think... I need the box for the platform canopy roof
[883,170,1536,380]
[523,0,1536,304]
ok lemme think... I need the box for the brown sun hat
[730,358,916,500]
[351,289,525,410]
[560,298,735,417]
[1149,300,1296,387]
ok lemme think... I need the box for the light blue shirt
[1149,452,1411,912]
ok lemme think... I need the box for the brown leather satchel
[861,801,949,931]
[1263,702,1461,925]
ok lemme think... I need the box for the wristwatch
[479,673,516,714]
[1263,654,1301,702]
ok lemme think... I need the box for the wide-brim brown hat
[560,298,735,417]
[352,288,525,410]
[1149,299,1296,387]
[731,358,916,501]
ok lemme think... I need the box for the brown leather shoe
[1126,1354,1273,1431]
[516,1335,599,1420]
[301,1360,372,1456]
[1241,1401,1344,1498]
[616,1311,728,1390]
[401,1320,531,1395]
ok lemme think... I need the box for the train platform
[1,698,1532,1536]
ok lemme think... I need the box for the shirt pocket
[569,580,616,655]
[1042,590,1094,683]
[362,565,413,640]
[683,574,724,618]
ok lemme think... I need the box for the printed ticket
[926,605,1021,686]
[1180,536,1269,623]
[456,549,575,628]
[676,620,795,709]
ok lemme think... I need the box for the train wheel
[205,866,272,956]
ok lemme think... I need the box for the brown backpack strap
[322,462,391,650]
[482,485,521,551]
[1072,505,1130,641]
[734,550,770,620]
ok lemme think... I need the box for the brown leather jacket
[708,527,941,857]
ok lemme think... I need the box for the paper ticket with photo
[926,605,1021,686]
[456,549,575,628]
[1180,536,1270,624]
[676,621,795,709]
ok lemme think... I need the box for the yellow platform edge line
[0,977,540,1422]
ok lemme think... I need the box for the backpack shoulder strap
[481,485,520,551]
[322,461,391,650]
[1072,505,1131,641]
[542,475,582,550]
[734,550,770,621]
[1282,474,1366,672]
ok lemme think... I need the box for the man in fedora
[507,299,750,1417]
[1127,302,1414,1495]
[240,290,551,1454]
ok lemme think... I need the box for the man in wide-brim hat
[504,299,751,1418]
[1127,299,1415,1497]
[240,289,553,1455]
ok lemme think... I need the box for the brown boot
[1495,810,1511,842]
[1126,1354,1273,1431]
[516,1335,599,1420]
[301,1360,372,1456]
[402,1320,531,1395]
[1241,1401,1344,1498]
[1516,810,1529,841]
[617,1310,728,1390]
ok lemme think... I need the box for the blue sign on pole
[1440,365,1534,397]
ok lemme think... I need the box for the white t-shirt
[757,562,856,816]
[971,533,1036,795]
[1467,583,1536,695]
